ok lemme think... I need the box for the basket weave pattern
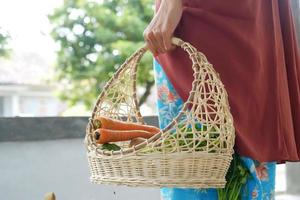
[84,37,235,188]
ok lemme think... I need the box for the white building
[0,51,66,117]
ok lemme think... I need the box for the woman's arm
[143,0,182,56]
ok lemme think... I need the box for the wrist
[161,0,182,11]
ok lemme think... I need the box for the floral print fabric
[153,59,276,200]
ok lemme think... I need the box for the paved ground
[0,138,299,200]
[0,139,160,200]
[277,195,300,200]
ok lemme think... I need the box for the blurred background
[0,0,299,199]
[0,0,157,117]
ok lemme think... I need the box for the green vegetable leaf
[101,143,121,151]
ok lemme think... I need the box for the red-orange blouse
[155,0,300,163]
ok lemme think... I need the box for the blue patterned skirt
[153,59,276,200]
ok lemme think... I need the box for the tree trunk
[138,80,154,107]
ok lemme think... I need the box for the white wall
[0,84,66,117]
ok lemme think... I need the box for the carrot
[93,116,160,133]
[94,128,157,144]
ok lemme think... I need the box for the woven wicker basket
[84,37,235,188]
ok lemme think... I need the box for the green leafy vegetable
[101,143,121,151]
[217,153,251,200]
[165,122,220,152]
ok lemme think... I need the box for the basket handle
[86,36,225,156]
[143,37,184,50]
[89,37,190,120]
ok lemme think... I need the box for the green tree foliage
[49,0,155,108]
[0,28,11,58]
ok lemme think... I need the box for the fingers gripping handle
[143,37,184,50]
[171,37,184,46]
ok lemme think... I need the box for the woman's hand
[143,0,183,56]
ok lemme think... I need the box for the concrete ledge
[0,116,159,142]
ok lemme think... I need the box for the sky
[0,0,63,62]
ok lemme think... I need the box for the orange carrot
[93,116,160,133]
[94,128,156,144]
